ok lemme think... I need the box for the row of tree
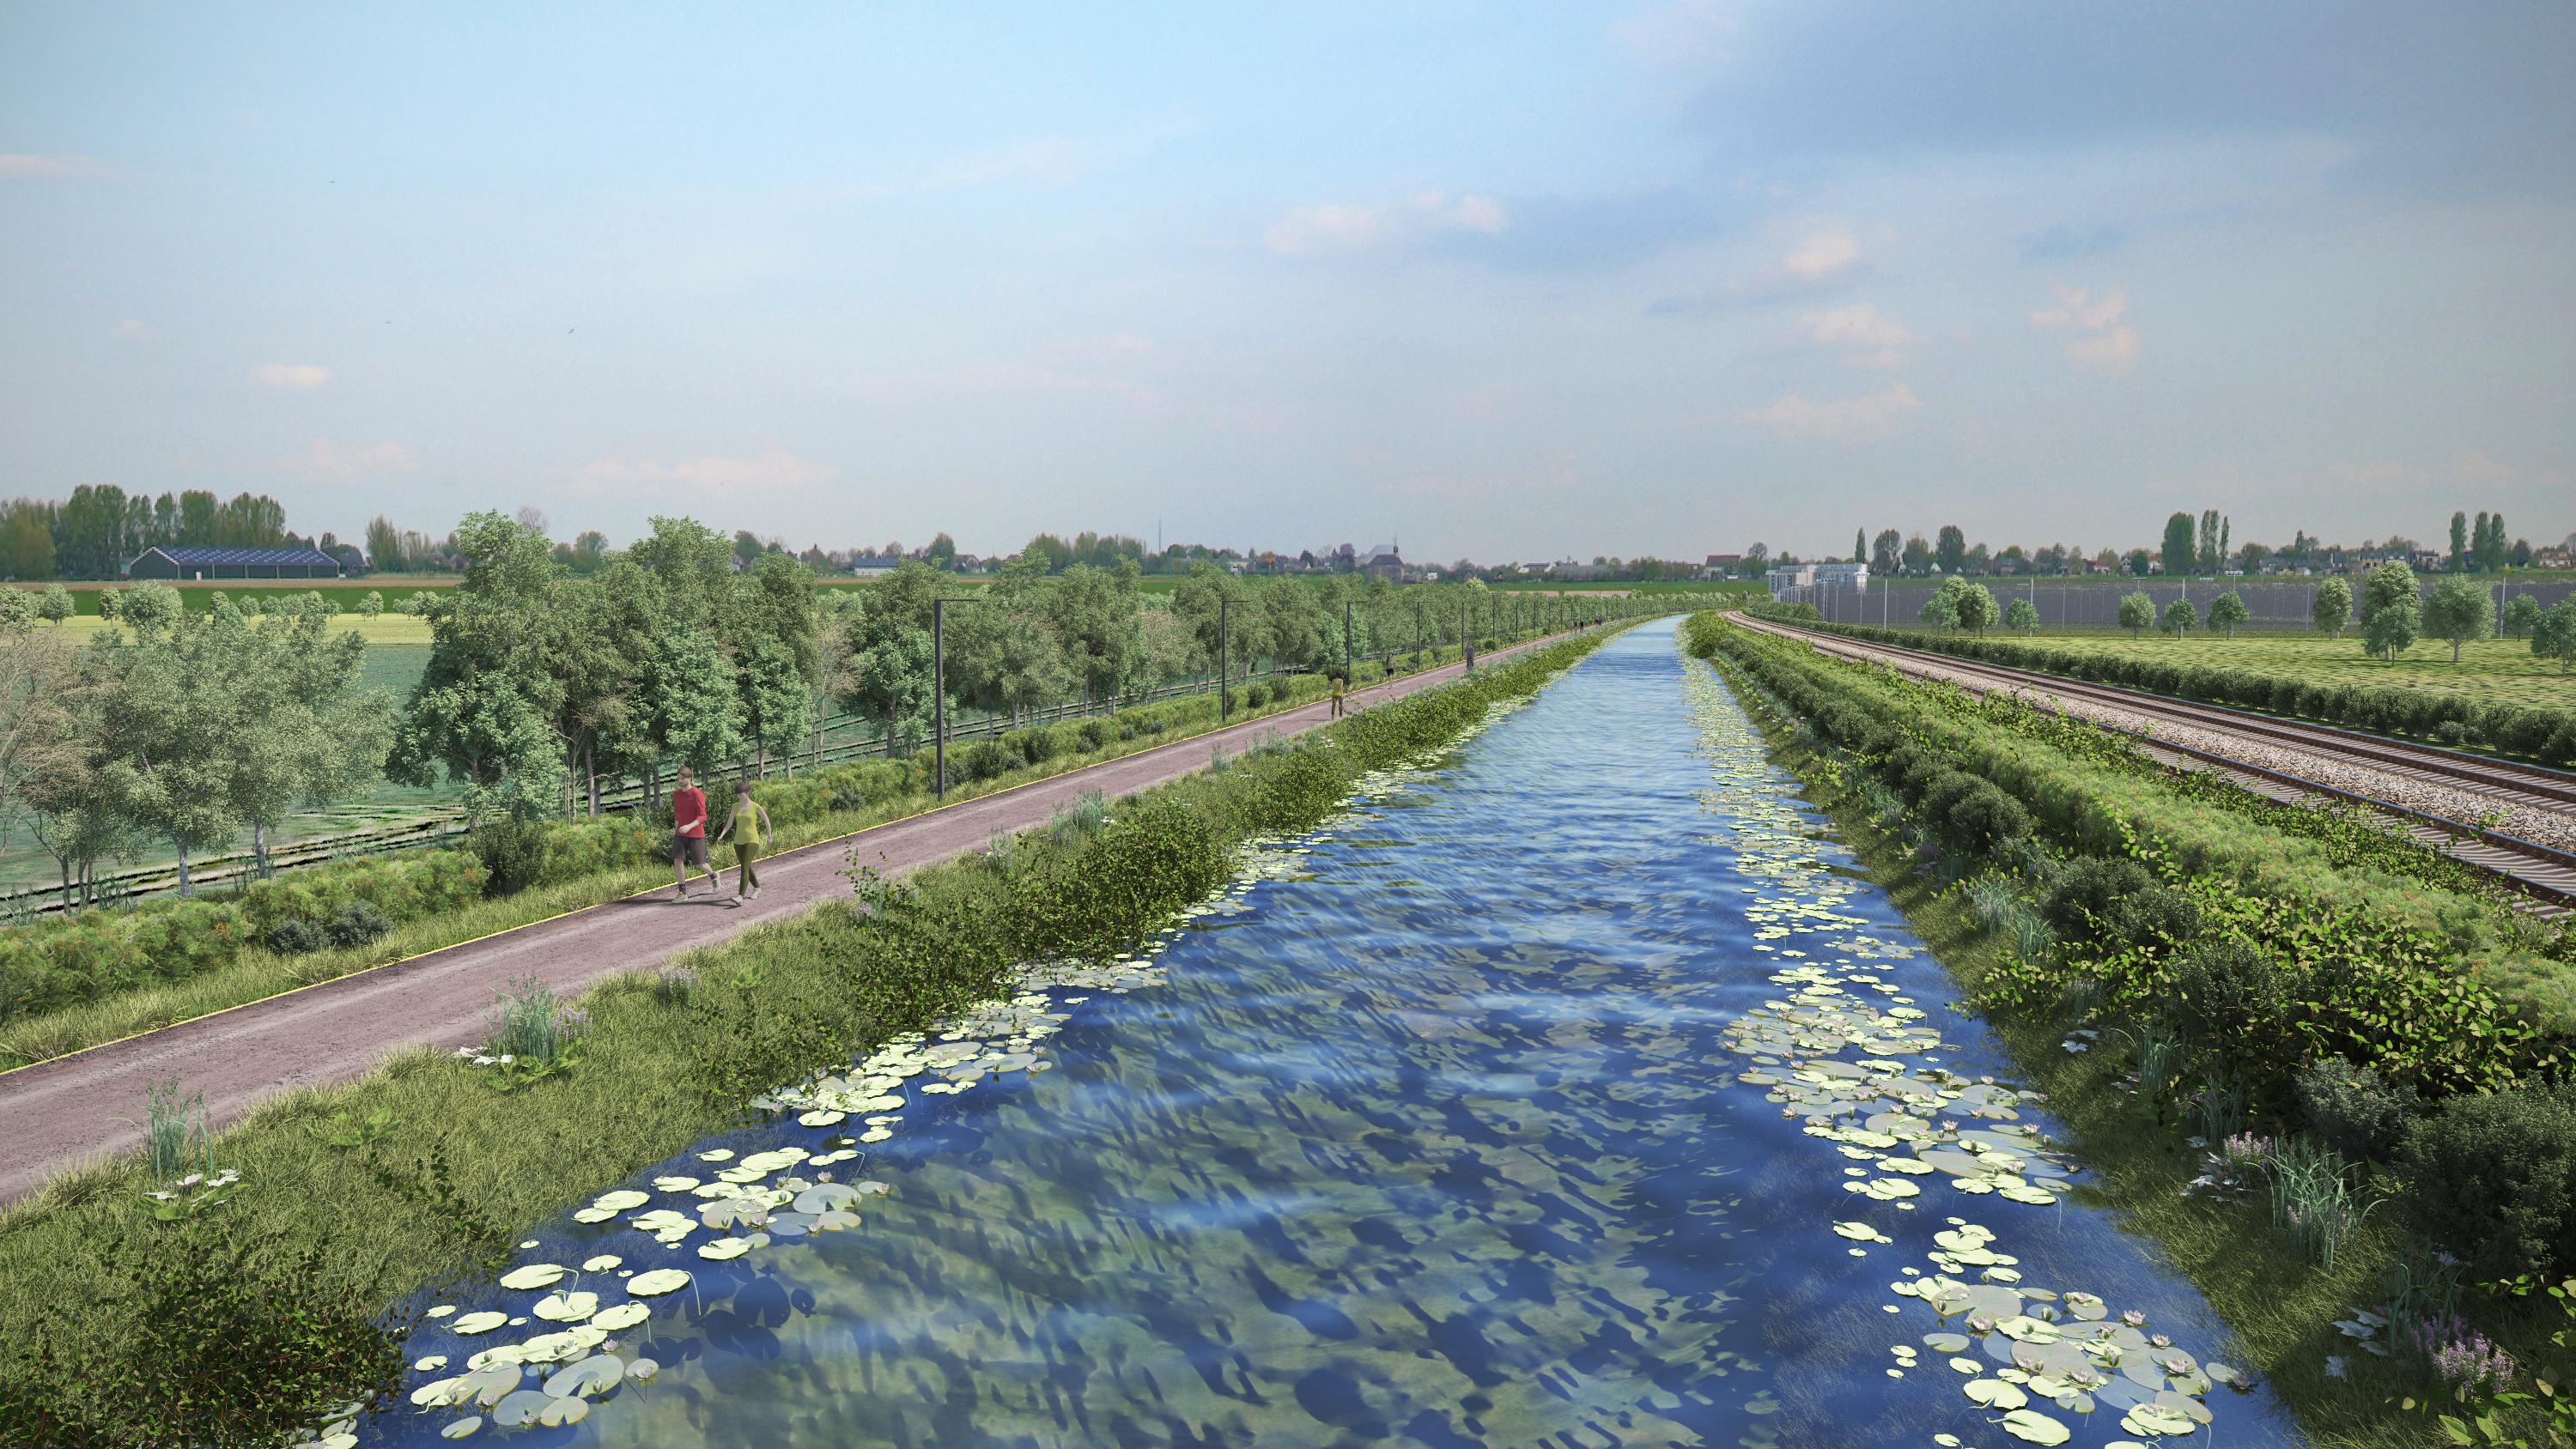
[1845,509,2552,584]
[0,590,391,900]
[0,488,311,581]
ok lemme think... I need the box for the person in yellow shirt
[713,779,774,906]
[1330,673,1346,718]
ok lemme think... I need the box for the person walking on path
[713,779,773,906]
[667,767,720,899]
[1330,673,1346,719]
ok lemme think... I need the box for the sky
[3,2,2573,564]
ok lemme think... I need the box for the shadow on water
[376,621,2308,1448]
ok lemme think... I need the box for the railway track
[1730,614,2576,914]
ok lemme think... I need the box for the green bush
[325,900,392,949]
[1242,682,1271,709]
[959,739,1015,783]
[264,917,331,956]
[1077,718,1113,752]
[465,819,551,898]
[2168,937,2299,1106]
[2403,1082,2576,1278]
[2295,1061,2423,1164]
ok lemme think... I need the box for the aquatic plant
[2266,1136,2372,1271]
[1049,789,1109,845]
[137,1077,213,1183]
[2194,1076,2248,1149]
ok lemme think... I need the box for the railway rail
[1730,614,2576,914]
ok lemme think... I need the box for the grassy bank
[1698,616,2576,1448]
[0,623,1635,1446]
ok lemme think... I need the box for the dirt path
[0,634,1579,1204]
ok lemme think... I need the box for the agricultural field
[1997,629,2576,710]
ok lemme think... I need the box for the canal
[380,620,2304,1447]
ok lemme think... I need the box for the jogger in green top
[714,779,774,906]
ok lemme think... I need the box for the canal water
[378,621,2307,1448]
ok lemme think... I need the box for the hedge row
[1776,617,2576,766]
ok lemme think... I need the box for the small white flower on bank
[2324,1355,2348,1380]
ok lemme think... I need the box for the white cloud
[0,153,99,179]
[252,363,331,391]
[2030,282,2140,371]
[1264,191,1510,255]
[1780,231,1860,281]
[110,318,158,343]
[1798,302,1920,368]
[568,448,837,494]
[1739,381,1922,440]
[290,438,417,482]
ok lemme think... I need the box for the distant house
[1765,565,1814,599]
[1698,552,1743,580]
[1361,543,1403,582]
[126,545,345,581]
[843,555,902,578]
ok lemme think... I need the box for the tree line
[1838,507,2553,584]
[0,487,314,581]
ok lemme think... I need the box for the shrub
[2295,1060,2424,1164]
[1077,718,1113,752]
[959,739,1015,783]
[465,818,551,898]
[264,917,331,955]
[2403,1083,2576,1278]
[2040,857,2156,943]
[2169,937,2298,1105]
[325,900,392,949]
[1242,682,1270,709]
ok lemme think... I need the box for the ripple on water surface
[376,623,2308,1448]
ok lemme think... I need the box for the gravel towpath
[0,635,1576,1204]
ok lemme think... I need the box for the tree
[364,516,407,574]
[34,585,74,623]
[0,505,56,580]
[357,591,384,618]
[1902,535,1933,576]
[1044,561,1148,706]
[2161,512,2196,578]
[387,512,566,820]
[2532,597,2576,676]
[2196,509,2220,574]
[2118,591,2156,638]
[2161,598,2196,638]
[2123,548,2153,578]
[2312,577,2352,636]
[1917,587,1961,633]
[828,559,946,757]
[1935,524,1966,576]
[2481,512,2508,572]
[2206,591,2249,640]
[924,532,957,568]
[2004,597,2038,635]
[2360,561,2420,660]
[2421,576,2493,664]
[1871,529,1902,576]
[1963,583,2002,634]
[221,593,395,876]
[1852,529,1867,564]
[2448,511,2469,569]
[85,587,251,894]
[2502,594,2542,640]
[732,551,818,773]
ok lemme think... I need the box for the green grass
[1959,629,2576,711]
[1722,664,2555,1449]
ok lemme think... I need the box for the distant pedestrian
[667,767,720,900]
[1330,674,1346,718]
[714,779,773,906]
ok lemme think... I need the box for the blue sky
[4,2,2571,562]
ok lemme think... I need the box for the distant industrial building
[1769,561,1868,601]
[125,545,348,580]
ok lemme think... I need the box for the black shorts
[671,833,708,866]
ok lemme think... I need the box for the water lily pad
[696,1149,734,1162]
[591,1189,648,1213]
[628,1357,661,1382]
[1923,1332,1971,1354]
[533,1291,598,1323]
[490,1389,553,1428]
[698,1236,751,1261]
[582,1254,623,1272]
[628,1268,691,1296]
[544,1354,625,1398]
[2121,1404,2196,1437]
[414,1355,450,1372]
[2000,1409,2071,1445]
[795,1184,861,1214]
[538,1396,591,1428]
[498,1264,565,1291]
[452,1311,509,1336]
[652,1175,700,1192]
[1965,1379,2027,1410]
[427,1304,458,1319]
[410,1376,468,1408]
[797,1110,846,1127]
[589,1301,652,1332]
[440,1420,482,1440]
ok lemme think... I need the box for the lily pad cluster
[1682,656,2256,1446]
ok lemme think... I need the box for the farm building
[126,545,348,580]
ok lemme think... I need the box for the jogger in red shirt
[668,766,720,899]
